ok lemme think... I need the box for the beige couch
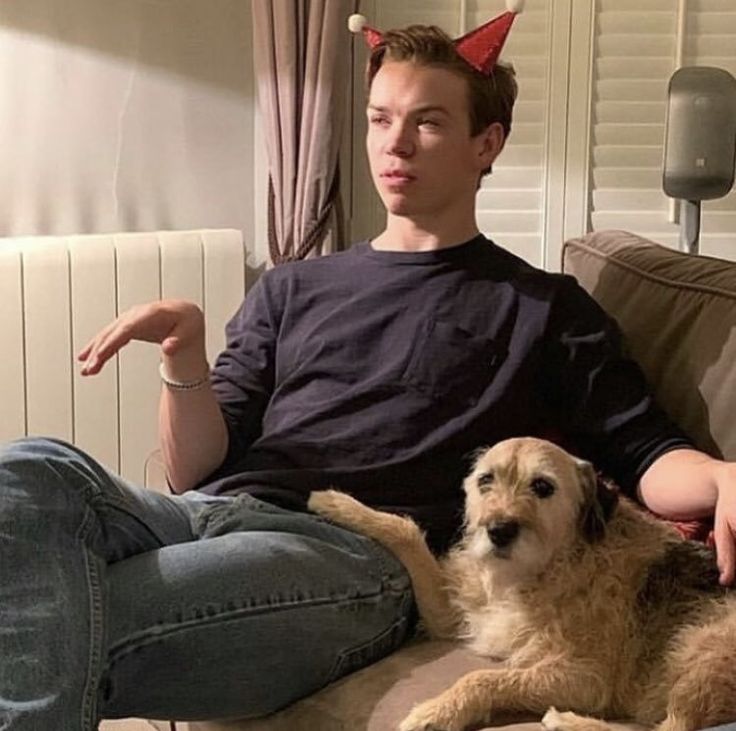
[143,229,735,731]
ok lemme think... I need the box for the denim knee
[1,436,111,506]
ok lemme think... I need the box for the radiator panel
[202,229,247,363]
[0,228,247,485]
[160,230,204,308]
[115,233,165,486]
[69,235,120,474]
[23,238,74,442]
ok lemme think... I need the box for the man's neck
[370,216,481,253]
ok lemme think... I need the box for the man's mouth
[381,171,416,190]
[381,171,415,181]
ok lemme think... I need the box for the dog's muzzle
[486,520,520,549]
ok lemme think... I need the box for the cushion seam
[563,240,736,301]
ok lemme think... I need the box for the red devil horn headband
[348,0,524,76]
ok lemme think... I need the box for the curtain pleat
[252,0,356,264]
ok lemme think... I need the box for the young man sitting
[1,6,734,730]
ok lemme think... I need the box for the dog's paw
[399,700,462,731]
[541,707,613,731]
[541,706,586,731]
[307,489,362,521]
[542,707,565,730]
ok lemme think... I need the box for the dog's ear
[577,460,618,543]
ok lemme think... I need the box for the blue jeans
[0,437,414,730]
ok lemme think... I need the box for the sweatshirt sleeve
[541,275,694,495]
[208,275,279,474]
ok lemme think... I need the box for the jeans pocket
[194,493,293,538]
[326,613,411,684]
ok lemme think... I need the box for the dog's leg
[653,716,694,731]
[647,610,736,731]
[398,664,610,731]
[308,490,460,638]
[649,673,736,731]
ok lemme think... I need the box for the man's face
[366,60,502,221]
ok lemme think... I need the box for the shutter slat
[594,146,664,167]
[594,123,665,145]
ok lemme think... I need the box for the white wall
[0,0,269,267]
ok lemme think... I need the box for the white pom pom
[506,0,525,12]
[348,14,368,33]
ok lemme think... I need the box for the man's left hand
[713,461,736,585]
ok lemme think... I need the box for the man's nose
[386,122,414,157]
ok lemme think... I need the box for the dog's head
[462,438,618,578]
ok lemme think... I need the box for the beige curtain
[252,0,356,264]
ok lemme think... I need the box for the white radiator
[0,229,249,486]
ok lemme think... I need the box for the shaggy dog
[307,437,736,731]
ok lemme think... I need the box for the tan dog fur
[308,437,736,731]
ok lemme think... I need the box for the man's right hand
[78,299,228,493]
[78,299,206,376]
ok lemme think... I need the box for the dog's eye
[477,471,495,492]
[531,478,555,499]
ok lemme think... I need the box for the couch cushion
[170,638,643,731]
[562,230,736,461]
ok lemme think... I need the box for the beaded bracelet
[159,362,210,391]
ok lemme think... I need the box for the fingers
[77,341,93,361]
[76,300,205,376]
[78,320,120,374]
[715,520,736,586]
[78,304,151,375]
[713,483,736,585]
[79,319,134,375]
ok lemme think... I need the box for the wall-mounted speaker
[663,66,736,202]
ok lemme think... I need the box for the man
[2,12,735,731]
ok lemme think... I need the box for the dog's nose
[487,521,520,548]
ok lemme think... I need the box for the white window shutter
[585,0,736,259]
[587,0,681,248]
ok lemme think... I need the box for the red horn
[454,11,518,76]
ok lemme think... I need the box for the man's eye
[531,478,555,499]
[369,116,390,126]
[419,119,440,128]
[477,471,495,491]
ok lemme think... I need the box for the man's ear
[477,122,506,170]
[577,460,618,543]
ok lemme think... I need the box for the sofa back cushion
[562,230,736,461]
